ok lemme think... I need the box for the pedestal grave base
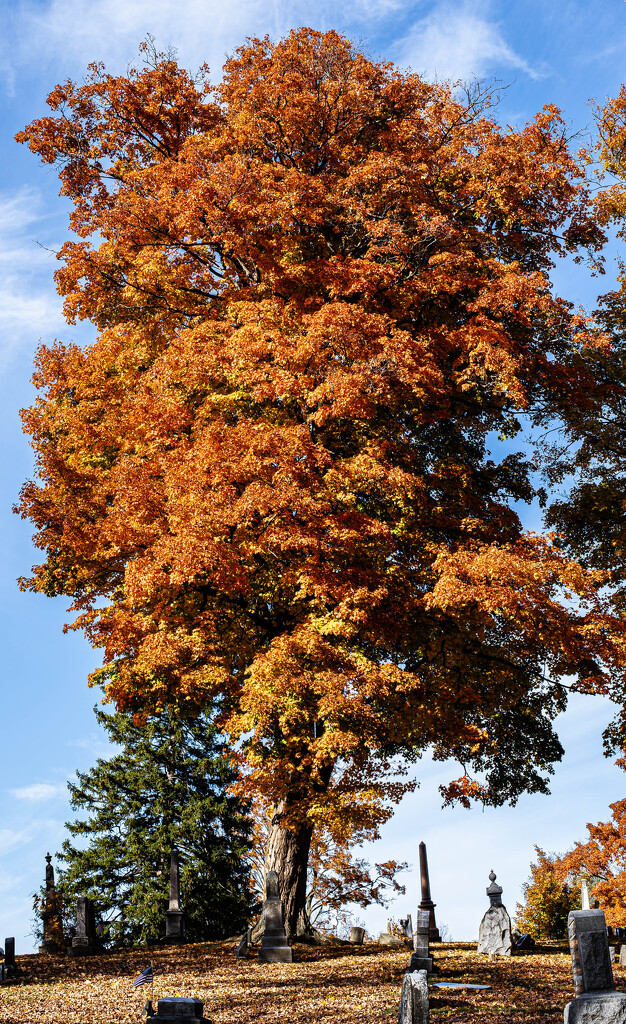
[564,991,626,1024]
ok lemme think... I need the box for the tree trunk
[264,803,313,938]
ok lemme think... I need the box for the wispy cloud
[0,825,41,854]
[0,187,66,369]
[2,0,410,85]
[10,783,67,802]
[397,2,544,84]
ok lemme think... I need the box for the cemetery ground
[0,938,606,1023]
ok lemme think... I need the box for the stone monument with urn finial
[39,854,64,954]
[477,870,512,957]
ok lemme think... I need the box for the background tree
[16,29,626,935]
[57,707,254,945]
[552,794,626,927]
[515,847,580,939]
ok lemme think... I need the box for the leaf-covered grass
[1,939,615,1023]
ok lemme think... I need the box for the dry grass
[1,938,618,1023]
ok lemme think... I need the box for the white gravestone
[582,882,590,911]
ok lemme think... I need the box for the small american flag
[133,964,153,988]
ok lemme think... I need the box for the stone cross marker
[398,969,429,1024]
[564,909,626,1023]
[258,870,293,963]
[408,909,434,974]
[164,850,185,944]
[70,897,97,957]
[477,871,512,957]
[418,843,441,943]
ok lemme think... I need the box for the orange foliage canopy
[554,781,626,928]
[15,29,626,895]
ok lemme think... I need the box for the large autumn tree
[16,29,626,935]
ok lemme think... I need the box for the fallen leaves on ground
[0,939,612,1023]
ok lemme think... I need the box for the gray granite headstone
[258,871,293,963]
[398,969,429,1024]
[569,910,614,996]
[408,909,434,974]
[147,996,207,1023]
[564,910,626,1023]
[70,897,97,956]
[1,937,22,980]
[350,926,365,944]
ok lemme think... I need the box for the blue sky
[2,0,626,953]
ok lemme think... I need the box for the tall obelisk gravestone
[418,842,441,943]
[39,854,64,954]
[164,850,185,944]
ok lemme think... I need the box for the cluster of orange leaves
[0,938,607,1024]
[550,791,626,928]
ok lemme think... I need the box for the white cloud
[0,186,66,369]
[0,825,39,854]
[2,0,410,85]
[10,783,67,802]
[398,2,543,84]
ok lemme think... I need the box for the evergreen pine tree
[57,707,254,945]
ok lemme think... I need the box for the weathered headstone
[620,944,626,968]
[408,909,434,974]
[582,882,590,911]
[258,871,293,963]
[350,926,365,944]
[400,915,414,939]
[564,909,626,1023]
[398,969,429,1024]
[70,897,97,957]
[164,850,185,944]
[147,996,209,1023]
[1,937,22,981]
[39,854,64,954]
[418,843,441,943]
[477,871,512,957]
